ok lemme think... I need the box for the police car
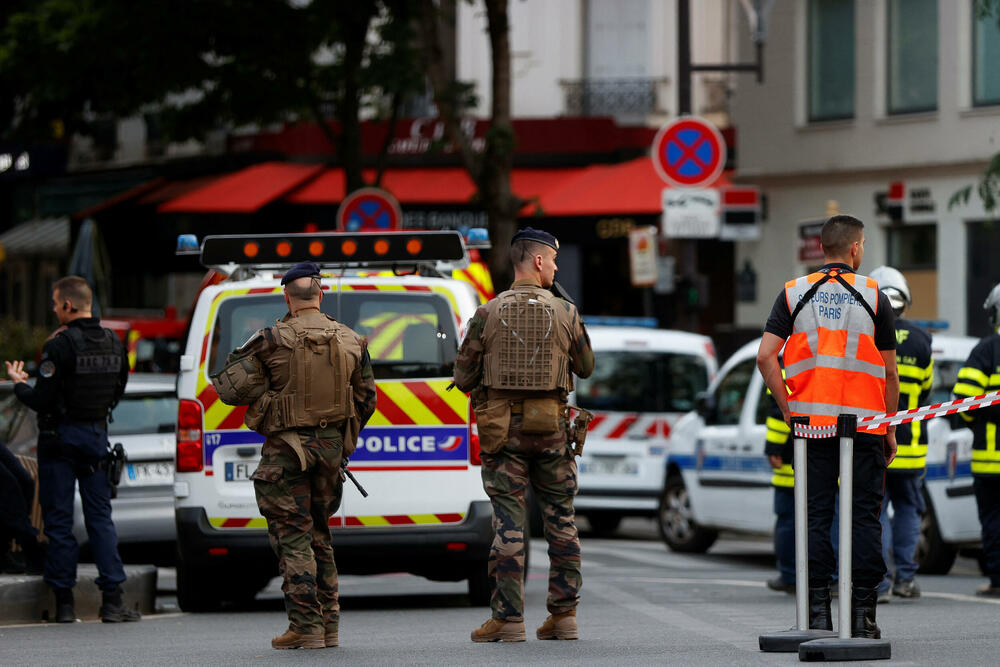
[571,321,716,534]
[172,230,493,610]
[660,334,981,574]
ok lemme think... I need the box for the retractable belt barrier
[791,391,1000,439]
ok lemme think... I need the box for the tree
[0,0,422,192]
[416,0,520,288]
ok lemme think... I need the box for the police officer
[4,276,138,623]
[454,227,595,643]
[952,282,1000,597]
[869,266,933,600]
[216,261,376,650]
[757,215,899,639]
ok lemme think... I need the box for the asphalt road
[1,518,997,665]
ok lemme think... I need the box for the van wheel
[916,494,958,575]
[467,562,492,606]
[586,513,623,536]
[658,475,717,553]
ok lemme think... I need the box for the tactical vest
[481,286,574,393]
[783,268,887,434]
[61,325,123,422]
[260,312,361,434]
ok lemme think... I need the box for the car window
[930,358,962,405]
[575,351,709,413]
[712,358,757,426]
[208,291,459,380]
[110,394,178,436]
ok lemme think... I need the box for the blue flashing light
[909,319,949,331]
[463,227,491,249]
[176,234,200,255]
[583,316,659,328]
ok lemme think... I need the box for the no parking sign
[651,117,727,188]
[336,187,403,232]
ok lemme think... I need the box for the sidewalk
[0,564,156,625]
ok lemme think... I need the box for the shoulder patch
[39,360,56,378]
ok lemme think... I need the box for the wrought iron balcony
[559,77,668,118]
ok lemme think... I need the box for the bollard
[798,413,891,661]
[758,416,836,652]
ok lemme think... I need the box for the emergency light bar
[192,231,468,268]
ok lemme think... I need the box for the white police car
[571,320,716,535]
[172,230,494,610]
[660,334,981,574]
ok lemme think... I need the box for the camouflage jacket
[453,279,595,401]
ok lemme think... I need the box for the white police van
[571,320,716,534]
[661,334,981,574]
[172,230,493,610]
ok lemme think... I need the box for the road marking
[922,591,1000,605]
[585,579,758,651]
[582,543,715,571]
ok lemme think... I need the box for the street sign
[336,187,403,232]
[628,226,658,287]
[720,185,761,241]
[662,188,720,238]
[798,219,825,262]
[651,117,727,188]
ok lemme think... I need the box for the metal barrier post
[759,416,835,652]
[798,414,891,661]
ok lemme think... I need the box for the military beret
[281,261,321,285]
[511,227,559,250]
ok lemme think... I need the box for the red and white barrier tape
[791,391,1000,439]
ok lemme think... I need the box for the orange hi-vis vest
[782,268,887,435]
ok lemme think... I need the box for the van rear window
[575,351,709,413]
[208,292,458,380]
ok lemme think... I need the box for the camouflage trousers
[252,432,344,635]
[481,416,581,622]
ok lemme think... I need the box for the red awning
[159,162,323,213]
[286,166,588,207]
[522,157,731,217]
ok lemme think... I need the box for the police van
[571,320,716,535]
[172,230,493,610]
[660,334,981,574]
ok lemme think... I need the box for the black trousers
[0,441,38,546]
[973,476,1000,588]
[806,433,887,589]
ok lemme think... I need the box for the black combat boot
[851,587,881,639]
[54,587,75,623]
[99,585,141,623]
[808,586,833,631]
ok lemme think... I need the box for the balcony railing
[559,77,668,118]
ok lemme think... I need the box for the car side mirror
[695,391,717,422]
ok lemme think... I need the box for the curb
[0,564,156,625]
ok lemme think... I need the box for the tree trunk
[337,2,378,194]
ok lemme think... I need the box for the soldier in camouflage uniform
[454,228,595,642]
[230,262,376,650]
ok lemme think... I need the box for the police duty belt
[792,391,1000,439]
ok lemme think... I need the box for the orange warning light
[276,241,292,257]
[406,238,422,255]
[341,240,357,256]
[243,242,259,258]
[309,240,324,256]
[374,239,390,255]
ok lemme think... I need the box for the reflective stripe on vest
[783,270,887,433]
[891,359,933,470]
[766,416,794,486]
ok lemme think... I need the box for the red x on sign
[651,117,727,189]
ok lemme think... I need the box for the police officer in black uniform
[4,276,139,623]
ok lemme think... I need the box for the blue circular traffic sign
[651,117,727,188]
[336,187,402,232]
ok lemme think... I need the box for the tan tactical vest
[481,286,574,392]
[259,311,361,434]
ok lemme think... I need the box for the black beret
[281,261,321,285]
[511,227,559,250]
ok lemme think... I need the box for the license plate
[225,461,256,482]
[580,458,639,476]
[124,462,174,486]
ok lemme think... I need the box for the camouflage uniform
[455,279,594,622]
[241,309,376,636]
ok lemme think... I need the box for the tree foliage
[0,0,424,188]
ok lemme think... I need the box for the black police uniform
[14,318,129,595]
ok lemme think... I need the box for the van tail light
[177,399,204,473]
[469,403,481,466]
